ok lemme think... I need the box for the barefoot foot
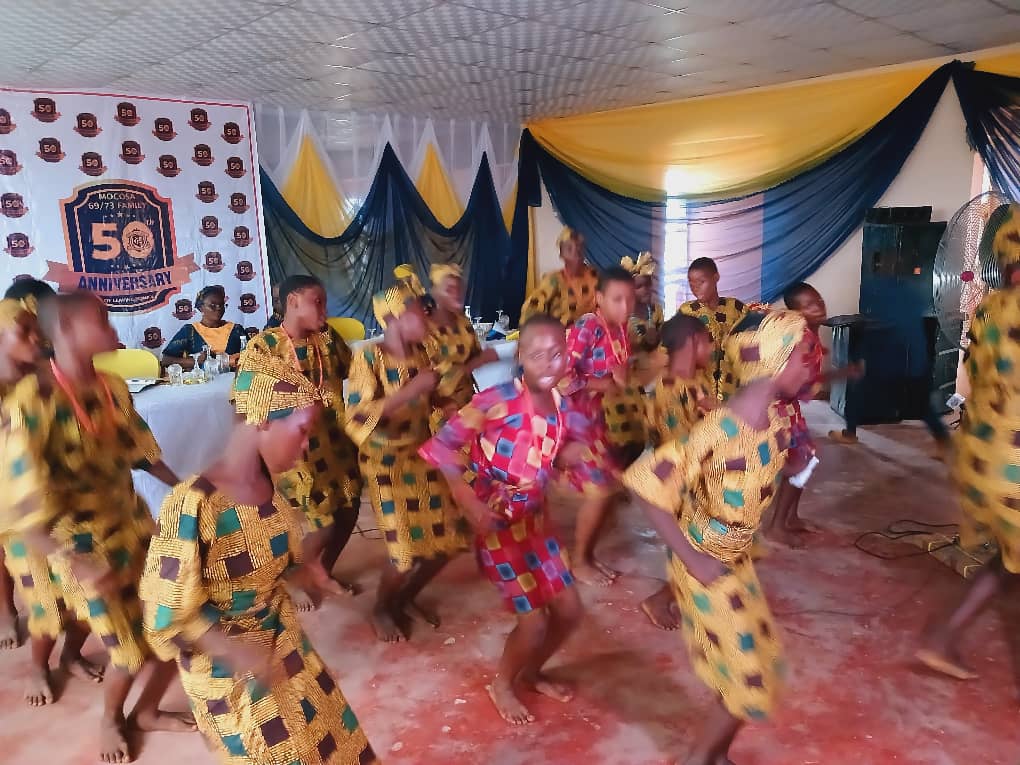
[784,517,819,534]
[329,574,360,597]
[593,557,620,580]
[98,718,132,763]
[0,609,18,650]
[131,708,197,732]
[486,678,534,725]
[640,587,681,631]
[24,666,54,706]
[371,606,405,643]
[573,562,614,587]
[521,673,574,702]
[289,585,318,613]
[405,599,440,629]
[915,647,978,680]
[61,653,105,683]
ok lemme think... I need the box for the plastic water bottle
[240,335,248,352]
[464,305,472,320]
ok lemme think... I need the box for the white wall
[529,86,978,324]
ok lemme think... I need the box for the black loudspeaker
[831,214,955,425]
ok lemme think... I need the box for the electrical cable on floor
[853,519,960,560]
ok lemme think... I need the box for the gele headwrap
[620,251,655,277]
[727,309,807,386]
[429,262,462,287]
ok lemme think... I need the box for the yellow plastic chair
[93,349,161,379]
[327,317,366,343]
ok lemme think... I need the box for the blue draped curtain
[263,144,522,329]
[514,62,958,305]
[953,66,1020,200]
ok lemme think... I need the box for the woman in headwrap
[623,310,814,765]
[0,296,103,705]
[141,349,380,765]
[520,227,599,327]
[162,284,246,371]
[344,286,468,642]
[918,203,1020,681]
[424,262,498,432]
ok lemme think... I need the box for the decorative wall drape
[262,146,522,330]
[954,68,1020,200]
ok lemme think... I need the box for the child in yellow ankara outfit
[1,291,194,763]
[345,286,468,643]
[0,296,104,707]
[623,310,813,765]
[141,348,380,765]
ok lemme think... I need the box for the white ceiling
[3,0,1019,132]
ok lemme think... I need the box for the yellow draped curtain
[527,47,1020,202]
[279,135,352,238]
[414,143,463,227]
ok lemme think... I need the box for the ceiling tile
[391,3,519,37]
[290,0,436,24]
[833,0,933,18]
[534,0,673,33]
[469,19,589,49]
[921,15,1020,51]
[831,34,954,63]
[452,0,585,16]
[882,0,1005,33]
[607,12,731,44]
[241,7,370,43]
[677,0,821,22]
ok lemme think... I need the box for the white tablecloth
[473,339,517,390]
[132,374,236,517]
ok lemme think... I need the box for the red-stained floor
[1,403,1018,765]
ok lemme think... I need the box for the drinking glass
[167,363,183,385]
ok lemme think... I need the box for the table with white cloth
[131,374,236,517]
[473,338,517,390]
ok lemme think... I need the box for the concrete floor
[2,402,1019,765]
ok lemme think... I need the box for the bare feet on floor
[60,653,105,683]
[640,587,681,631]
[520,672,574,703]
[486,676,534,725]
[371,606,405,643]
[24,666,54,706]
[405,599,440,629]
[784,517,819,534]
[593,557,621,580]
[98,717,132,764]
[329,574,360,597]
[765,528,804,549]
[573,562,614,587]
[915,645,978,680]
[290,585,318,613]
[0,609,18,650]
[130,708,197,732]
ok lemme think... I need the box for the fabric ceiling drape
[954,67,1020,200]
[263,145,523,329]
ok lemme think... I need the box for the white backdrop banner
[0,88,269,351]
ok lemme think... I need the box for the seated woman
[162,285,245,370]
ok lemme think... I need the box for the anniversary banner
[0,88,269,351]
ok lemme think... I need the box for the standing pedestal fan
[933,191,1013,353]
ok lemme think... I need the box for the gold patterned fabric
[0,371,160,672]
[668,552,784,720]
[429,262,462,287]
[141,477,380,764]
[344,345,468,572]
[2,537,63,639]
[954,289,1020,572]
[424,312,482,434]
[647,375,711,448]
[992,203,1020,267]
[372,285,416,330]
[725,310,807,388]
[0,298,27,328]
[620,251,655,277]
[678,297,747,400]
[623,406,790,721]
[520,266,599,327]
[241,328,362,529]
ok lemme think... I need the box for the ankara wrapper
[623,408,790,719]
[954,289,1020,573]
[1,372,160,672]
[344,345,468,572]
[419,381,575,614]
[678,297,747,402]
[520,267,599,327]
[141,477,380,765]
[243,327,362,530]
[423,312,483,434]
